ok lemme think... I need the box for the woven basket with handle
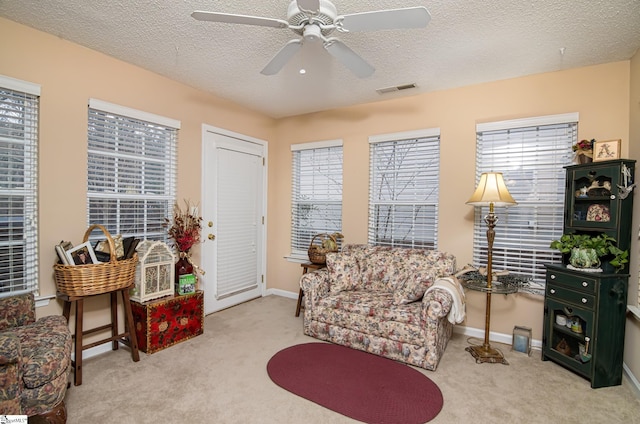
[307,233,339,265]
[54,224,138,296]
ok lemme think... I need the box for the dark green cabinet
[543,265,628,388]
[542,159,635,388]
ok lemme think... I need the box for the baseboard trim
[265,288,298,300]
[453,325,542,350]
[454,325,640,395]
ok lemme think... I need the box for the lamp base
[466,344,509,365]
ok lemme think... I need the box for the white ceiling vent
[376,83,417,95]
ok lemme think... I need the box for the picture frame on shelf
[65,241,99,265]
[593,139,621,162]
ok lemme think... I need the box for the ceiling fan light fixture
[303,24,322,42]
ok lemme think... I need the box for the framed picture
[512,325,532,355]
[593,139,621,162]
[65,241,99,265]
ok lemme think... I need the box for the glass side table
[458,273,525,365]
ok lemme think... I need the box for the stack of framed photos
[55,236,140,266]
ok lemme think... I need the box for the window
[369,129,440,248]
[473,113,578,284]
[87,99,179,241]
[0,75,39,296]
[290,140,343,260]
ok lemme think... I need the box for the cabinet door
[544,298,593,379]
[566,165,619,231]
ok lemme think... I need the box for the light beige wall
[3,16,638,375]
[624,49,640,384]
[270,61,632,342]
[0,18,275,328]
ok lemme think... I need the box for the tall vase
[578,153,593,164]
[175,250,194,295]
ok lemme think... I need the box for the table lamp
[466,172,517,363]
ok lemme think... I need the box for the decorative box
[130,290,204,354]
[130,240,175,302]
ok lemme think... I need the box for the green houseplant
[549,233,628,272]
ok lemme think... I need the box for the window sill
[285,255,310,264]
[628,305,640,321]
[35,294,55,308]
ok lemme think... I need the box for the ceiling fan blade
[191,11,289,29]
[340,7,431,32]
[324,39,374,78]
[261,39,303,75]
[297,0,320,14]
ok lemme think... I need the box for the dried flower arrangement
[166,200,202,252]
[572,139,595,157]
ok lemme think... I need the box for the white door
[201,126,266,314]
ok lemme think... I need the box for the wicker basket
[307,233,338,265]
[54,224,138,296]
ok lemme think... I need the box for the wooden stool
[296,262,325,317]
[59,285,140,386]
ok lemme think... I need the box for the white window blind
[369,129,440,248]
[290,141,343,259]
[0,76,39,296]
[87,100,179,240]
[474,114,578,284]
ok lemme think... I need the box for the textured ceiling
[2,0,639,118]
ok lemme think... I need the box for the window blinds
[368,131,440,248]
[474,114,578,284]
[87,101,178,240]
[0,76,39,296]
[290,142,343,259]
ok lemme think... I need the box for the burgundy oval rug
[267,342,443,424]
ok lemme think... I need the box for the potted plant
[549,233,628,272]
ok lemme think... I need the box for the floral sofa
[300,244,465,371]
[0,293,72,422]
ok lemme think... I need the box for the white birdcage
[131,240,175,303]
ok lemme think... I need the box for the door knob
[208,221,213,227]
[208,234,215,240]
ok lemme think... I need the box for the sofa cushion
[327,250,361,294]
[318,291,422,326]
[15,316,72,389]
[316,291,424,345]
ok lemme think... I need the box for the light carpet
[65,295,640,423]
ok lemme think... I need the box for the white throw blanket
[425,277,466,324]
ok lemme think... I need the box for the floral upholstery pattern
[0,293,72,419]
[301,244,459,371]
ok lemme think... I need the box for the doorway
[201,125,266,314]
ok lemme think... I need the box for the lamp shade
[466,172,517,206]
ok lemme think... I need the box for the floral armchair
[0,293,72,423]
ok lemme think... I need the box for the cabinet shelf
[552,323,586,342]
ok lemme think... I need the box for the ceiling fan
[191,0,431,78]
